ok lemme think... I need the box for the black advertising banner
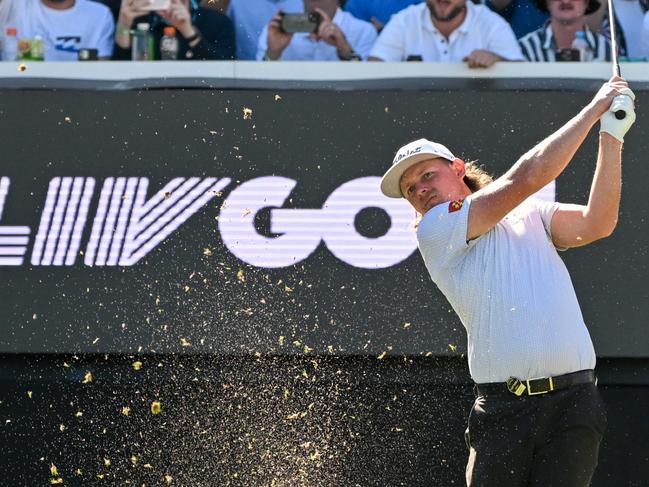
[1,87,647,357]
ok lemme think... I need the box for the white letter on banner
[85,177,231,266]
[219,176,322,268]
[321,176,417,269]
[0,177,31,266]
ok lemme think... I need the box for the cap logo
[393,146,422,165]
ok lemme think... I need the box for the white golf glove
[600,87,636,142]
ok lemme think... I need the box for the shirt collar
[543,20,597,51]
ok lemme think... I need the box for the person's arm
[466,76,634,241]
[114,0,150,51]
[549,134,621,248]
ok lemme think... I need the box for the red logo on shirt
[448,200,464,213]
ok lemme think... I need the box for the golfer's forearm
[507,104,600,192]
[584,133,622,236]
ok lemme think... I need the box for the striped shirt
[518,21,612,62]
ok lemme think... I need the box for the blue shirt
[486,0,548,39]
[343,0,423,27]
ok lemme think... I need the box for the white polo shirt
[369,2,523,62]
[417,196,596,383]
[256,8,378,60]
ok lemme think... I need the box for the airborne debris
[150,401,162,415]
[242,107,253,119]
[132,361,142,370]
[274,94,282,101]
[448,343,458,352]
[82,371,93,384]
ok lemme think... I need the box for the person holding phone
[256,0,378,60]
[113,0,235,59]
[518,0,611,62]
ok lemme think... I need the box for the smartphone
[133,0,171,10]
[280,12,322,34]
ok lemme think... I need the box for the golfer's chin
[420,196,441,214]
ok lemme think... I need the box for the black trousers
[465,382,607,486]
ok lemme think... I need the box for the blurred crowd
[0,0,647,64]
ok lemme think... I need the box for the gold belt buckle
[526,377,554,395]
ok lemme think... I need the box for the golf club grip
[614,109,626,120]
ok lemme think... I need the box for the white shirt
[228,0,303,61]
[614,0,646,58]
[369,2,524,62]
[8,0,114,61]
[417,196,596,383]
[256,8,378,60]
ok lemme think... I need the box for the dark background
[0,85,648,485]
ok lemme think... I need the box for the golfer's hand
[596,77,636,142]
[463,49,501,68]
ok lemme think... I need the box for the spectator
[257,0,377,60]
[518,0,611,62]
[0,0,114,60]
[368,0,524,67]
[600,0,648,58]
[227,0,303,60]
[113,0,235,60]
[485,0,548,38]
[343,0,423,32]
[643,10,649,59]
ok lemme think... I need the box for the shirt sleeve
[368,14,405,60]
[485,12,524,61]
[97,9,116,58]
[534,199,561,240]
[417,198,473,273]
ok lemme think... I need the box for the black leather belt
[476,369,596,397]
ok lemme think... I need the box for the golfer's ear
[453,158,466,177]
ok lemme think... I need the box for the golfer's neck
[552,18,587,49]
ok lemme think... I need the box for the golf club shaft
[607,0,626,119]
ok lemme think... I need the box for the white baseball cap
[380,138,457,198]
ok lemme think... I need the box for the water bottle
[160,26,178,60]
[571,31,592,62]
[131,22,154,60]
[2,27,18,61]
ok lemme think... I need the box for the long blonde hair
[463,160,493,192]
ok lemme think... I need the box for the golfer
[379,76,635,486]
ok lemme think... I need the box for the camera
[280,12,322,34]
